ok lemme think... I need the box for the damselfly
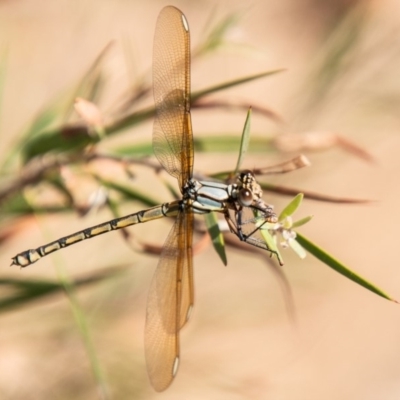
[11,6,280,391]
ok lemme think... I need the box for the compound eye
[239,188,253,206]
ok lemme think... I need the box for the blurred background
[1,0,400,399]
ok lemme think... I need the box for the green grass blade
[22,125,94,161]
[113,142,153,157]
[96,178,160,208]
[0,279,61,310]
[163,180,181,201]
[234,107,251,174]
[20,45,112,163]
[204,212,227,266]
[21,68,281,162]
[55,266,110,399]
[260,226,284,265]
[114,134,275,159]
[279,193,304,220]
[0,267,123,312]
[295,233,398,302]
[292,215,313,228]
[192,69,285,101]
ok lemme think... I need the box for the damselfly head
[237,170,263,204]
[236,170,277,223]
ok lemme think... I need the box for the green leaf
[113,142,154,157]
[0,191,71,218]
[204,212,227,266]
[259,223,284,265]
[292,215,313,228]
[19,45,112,163]
[96,178,160,208]
[21,68,282,162]
[295,233,398,302]
[234,107,252,174]
[192,69,285,102]
[0,267,123,312]
[163,180,181,201]
[53,265,109,398]
[22,125,94,162]
[112,70,284,135]
[114,134,276,162]
[279,193,304,220]
[106,195,121,219]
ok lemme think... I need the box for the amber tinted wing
[152,5,193,190]
[144,210,194,391]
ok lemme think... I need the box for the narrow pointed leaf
[279,193,304,220]
[204,212,227,266]
[234,107,252,174]
[96,178,160,207]
[163,180,181,201]
[292,215,313,228]
[295,233,397,302]
[22,68,283,162]
[192,69,285,101]
[0,267,124,312]
[259,224,284,265]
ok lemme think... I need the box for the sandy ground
[1,0,400,399]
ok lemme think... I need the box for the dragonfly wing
[152,5,194,189]
[144,210,194,391]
